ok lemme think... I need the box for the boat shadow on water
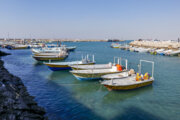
[102,85,153,104]
[112,106,163,120]
[47,70,72,80]
[33,61,44,66]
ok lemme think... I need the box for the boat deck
[101,72,134,79]
[71,64,112,70]
[101,76,154,86]
[71,69,126,74]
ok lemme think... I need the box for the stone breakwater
[130,41,180,49]
[0,51,47,120]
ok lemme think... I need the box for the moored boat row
[111,43,180,57]
[40,53,155,91]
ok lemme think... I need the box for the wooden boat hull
[45,62,95,71]
[104,80,153,90]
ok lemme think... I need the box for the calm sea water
[1,42,180,120]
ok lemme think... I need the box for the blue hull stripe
[48,66,71,71]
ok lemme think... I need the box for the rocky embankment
[0,50,47,120]
[130,41,180,49]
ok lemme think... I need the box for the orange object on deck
[116,64,122,71]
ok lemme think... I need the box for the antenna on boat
[114,57,119,65]
[117,58,120,64]
[81,55,83,61]
[126,59,128,70]
[87,54,89,60]
[114,57,115,64]
[85,55,87,61]
[119,57,122,65]
[92,55,95,62]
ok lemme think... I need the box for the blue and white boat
[44,55,95,71]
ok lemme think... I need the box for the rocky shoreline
[0,51,47,120]
[130,41,180,50]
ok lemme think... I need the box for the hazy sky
[0,0,180,40]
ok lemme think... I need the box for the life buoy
[116,64,122,71]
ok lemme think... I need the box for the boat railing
[83,54,95,63]
[139,60,154,78]
[114,57,128,70]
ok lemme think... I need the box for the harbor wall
[0,38,125,43]
[129,41,180,49]
[0,51,48,120]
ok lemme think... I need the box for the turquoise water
[1,42,180,120]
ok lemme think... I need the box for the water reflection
[102,85,153,104]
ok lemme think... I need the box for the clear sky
[0,0,180,40]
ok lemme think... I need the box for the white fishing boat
[156,49,165,55]
[163,49,173,56]
[111,43,121,48]
[149,48,157,55]
[71,57,123,70]
[11,44,29,49]
[32,47,68,61]
[70,58,128,80]
[137,48,150,53]
[32,45,76,53]
[129,47,135,52]
[166,49,180,56]
[134,47,140,52]
[44,55,95,71]
[71,63,113,70]
[101,60,154,91]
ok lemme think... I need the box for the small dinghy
[44,55,95,71]
[101,60,154,90]
[70,58,128,80]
